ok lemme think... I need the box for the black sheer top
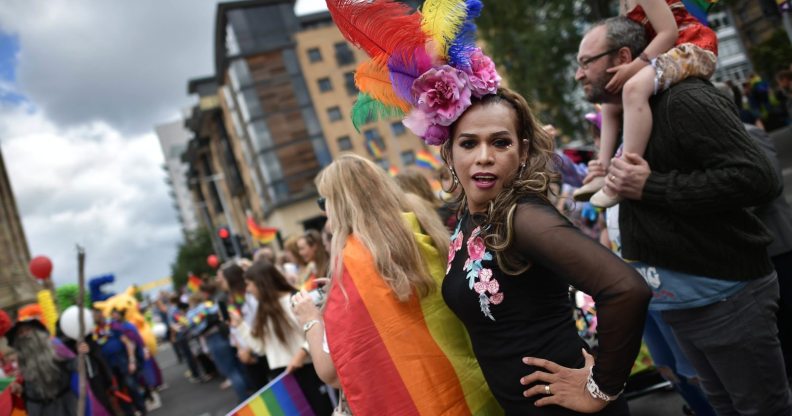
[442,195,650,415]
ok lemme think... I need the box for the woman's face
[297,237,317,263]
[450,102,524,213]
[245,279,258,298]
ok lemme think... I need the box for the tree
[477,0,614,138]
[750,29,792,80]
[170,228,216,289]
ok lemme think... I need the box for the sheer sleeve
[512,197,651,395]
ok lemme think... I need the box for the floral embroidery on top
[448,220,503,321]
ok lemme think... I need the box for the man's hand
[604,153,651,200]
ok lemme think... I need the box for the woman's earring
[519,162,526,176]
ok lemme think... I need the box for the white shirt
[236,294,309,369]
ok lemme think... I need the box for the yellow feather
[354,58,411,113]
[420,0,468,59]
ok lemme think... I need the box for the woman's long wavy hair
[244,261,297,345]
[441,87,559,275]
[316,154,449,301]
[299,229,330,278]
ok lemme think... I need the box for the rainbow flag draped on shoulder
[324,213,502,415]
[226,371,315,416]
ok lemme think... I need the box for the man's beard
[584,69,618,104]
[14,330,63,400]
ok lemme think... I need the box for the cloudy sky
[0,0,327,292]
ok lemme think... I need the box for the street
[150,127,792,416]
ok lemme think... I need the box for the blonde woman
[292,154,501,415]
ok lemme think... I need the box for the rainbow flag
[323,214,502,415]
[365,136,384,158]
[415,149,442,170]
[187,275,202,293]
[226,372,315,416]
[246,216,278,245]
[387,165,399,177]
[681,0,718,25]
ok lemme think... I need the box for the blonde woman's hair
[316,154,448,301]
[395,169,442,209]
[441,87,559,275]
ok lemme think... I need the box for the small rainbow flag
[187,275,202,293]
[681,0,718,25]
[415,149,442,170]
[226,371,316,416]
[365,136,384,158]
[387,165,399,177]
[247,216,278,245]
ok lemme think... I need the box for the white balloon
[59,306,95,340]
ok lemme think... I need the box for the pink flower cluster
[402,49,501,145]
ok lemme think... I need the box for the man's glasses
[577,47,621,70]
[317,197,326,212]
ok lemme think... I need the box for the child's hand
[605,60,645,93]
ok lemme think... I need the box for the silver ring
[544,384,551,395]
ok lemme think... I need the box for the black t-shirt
[442,195,649,415]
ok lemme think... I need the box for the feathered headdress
[327,0,501,145]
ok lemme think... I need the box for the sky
[0,0,328,292]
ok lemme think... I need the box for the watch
[302,319,321,335]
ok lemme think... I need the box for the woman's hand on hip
[521,349,608,413]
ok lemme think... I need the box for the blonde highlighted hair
[316,154,449,301]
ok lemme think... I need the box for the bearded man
[6,319,76,416]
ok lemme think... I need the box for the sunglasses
[317,197,326,212]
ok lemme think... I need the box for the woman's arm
[511,197,651,409]
[291,291,340,388]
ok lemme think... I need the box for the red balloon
[207,254,220,269]
[29,256,53,280]
[218,228,230,239]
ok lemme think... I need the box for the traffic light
[218,226,236,258]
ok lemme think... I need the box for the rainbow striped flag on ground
[246,215,278,245]
[681,0,718,25]
[323,214,502,415]
[415,149,442,170]
[227,372,316,416]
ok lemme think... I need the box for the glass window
[238,88,264,121]
[401,150,416,166]
[390,121,406,136]
[334,42,356,66]
[308,47,322,63]
[318,77,333,92]
[375,158,390,171]
[344,71,357,96]
[225,23,240,56]
[364,128,386,156]
[327,106,343,122]
[229,59,253,91]
[337,135,353,151]
[301,108,323,136]
[247,120,274,151]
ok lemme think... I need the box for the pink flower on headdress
[412,65,471,127]
[465,48,501,98]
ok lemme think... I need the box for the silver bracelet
[302,319,321,335]
[586,367,623,402]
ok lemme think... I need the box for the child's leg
[599,103,622,169]
[621,65,656,158]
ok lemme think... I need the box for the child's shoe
[573,176,605,202]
